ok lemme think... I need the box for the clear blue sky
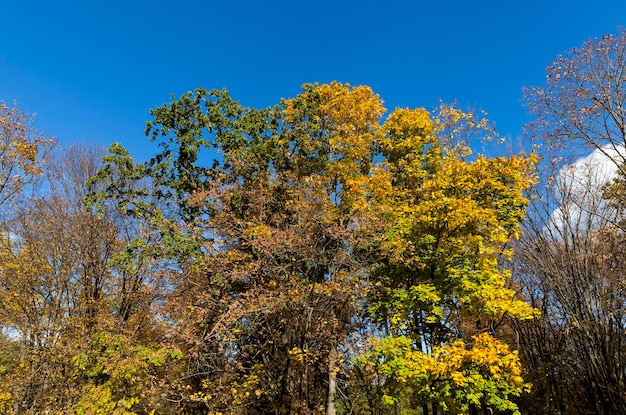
[2,0,625,161]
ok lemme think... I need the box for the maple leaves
[358,103,536,414]
[360,333,528,414]
[4,26,626,414]
[368,105,536,322]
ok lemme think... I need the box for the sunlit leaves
[73,332,181,415]
[369,106,537,324]
[361,103,536,413]
[359,333,529,414]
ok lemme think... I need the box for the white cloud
[547,145,624,237]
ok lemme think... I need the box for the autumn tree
[89,83,386,414]
[358,105,536,415]
[0,143,178,414]
[0,103,55,412]
[511,151,626,415]
[0,144,127,413]
[88,82,538,415]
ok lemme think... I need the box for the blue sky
[2,0,625,161]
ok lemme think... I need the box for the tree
[0,144,177,414]
[525,28,626,154]
[511,154,626,415]
[90,83,386,414]
[517,28,626,414]
[525,28,626,224]
[89,83,537,415]
[359,105,536,415]
[0,144,117,412]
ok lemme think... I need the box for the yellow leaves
[0,371,12,414]
[486,297,540,320]
[73,332,181,415]
[74,386,117,415]
[10,137,40,169]
[385,107,434,137]
[0,241,61,332]
[316,82,386,133]
[368,165,394,199]
[243,224,272,239]
[361,333,530,414]
[190,390,213,405]
[451,370,467,386]
[381,107,436,161]
[229,368,265,405]
[282,82,385,212]
[288,346,305,362]
[432,104,497,158]
[371,132,538,316]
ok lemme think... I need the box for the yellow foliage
[0,390,12,413]
[361,333,530,414]
[283,82,386,212]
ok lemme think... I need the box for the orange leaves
[0,102,54,206]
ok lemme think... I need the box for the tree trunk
[327,344,337,415]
